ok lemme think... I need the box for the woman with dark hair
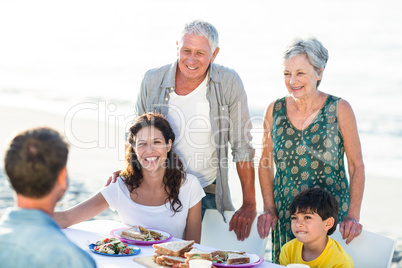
[55,113,205,242]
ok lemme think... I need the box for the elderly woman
[257,37,365,263]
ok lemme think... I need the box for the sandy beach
[1,105,401,265]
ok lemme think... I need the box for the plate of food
[210,251,263,267]
[110,225,172,245]
[88,237,141,256]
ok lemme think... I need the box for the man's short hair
[4,127,69,198]
[180,19,219,53]
[290,187,339,235]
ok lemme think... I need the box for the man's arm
[223,70,256,240]
[228,161,257,241]
[134,76,147,117]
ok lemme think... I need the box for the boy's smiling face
[291,209,334,245]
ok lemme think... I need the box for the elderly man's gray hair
[283,37,329,87]
[179,19,219,53]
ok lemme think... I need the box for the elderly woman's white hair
[178,19,219,53]
[283,37,329,87]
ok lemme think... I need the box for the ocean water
[1,0,402,184]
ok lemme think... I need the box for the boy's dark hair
[5,127,69,198]
[290,187,339,235]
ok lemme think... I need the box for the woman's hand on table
[257,208,278,238]
[339,216,363,244]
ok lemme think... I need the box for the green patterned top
[270,95,350,263]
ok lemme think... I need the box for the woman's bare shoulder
[337,98,356,117]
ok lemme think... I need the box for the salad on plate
[90,237,139,256]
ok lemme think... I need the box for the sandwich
[211,250,244,263]
[121,225,166,241]
[184,248,212,263]
[226,253,250,265]
[154,255,187,266]
[138,225,165,238]
[173,263,189,268]
[121,225,145,240]
[153,240,195,257]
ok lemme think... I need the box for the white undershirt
[167,75,217,187]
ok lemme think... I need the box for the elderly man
[135,19,256,240]
[0,127,96,268]
[109,20,256,240]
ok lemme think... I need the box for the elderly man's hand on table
[228,204,257,241]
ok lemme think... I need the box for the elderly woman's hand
[257,208,278,238]
[339,216,363,244]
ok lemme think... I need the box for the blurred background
[0,0,401,251]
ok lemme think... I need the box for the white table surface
[62,220,284,268]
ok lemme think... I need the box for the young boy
[279,188,353,268]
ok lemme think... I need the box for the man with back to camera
[0,127,96,268]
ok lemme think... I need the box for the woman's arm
[184,200,202,243]
[257,103,278,238]
[338,99,365,244]
[54,192,109,228]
